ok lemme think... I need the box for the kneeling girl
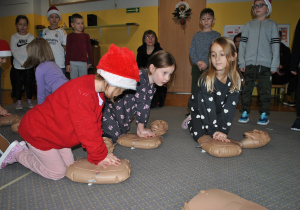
[182,37,242,142]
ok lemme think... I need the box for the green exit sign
[126,7,140,13]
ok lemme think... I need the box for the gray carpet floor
[0,101,300,209]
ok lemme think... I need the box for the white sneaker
[16,100,23,110]
[0,140,25,169]
[27,99,34,109]
[181,114,191,129]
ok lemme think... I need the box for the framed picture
[49,0,99,6]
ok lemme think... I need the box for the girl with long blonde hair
[182,37,242,142]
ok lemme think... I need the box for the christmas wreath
[172,1,191,29]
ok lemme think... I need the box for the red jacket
[19,75,107,164]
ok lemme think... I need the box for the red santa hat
[97,44,140,90]
[0,40,12,57]
[253,0,272,16]
[47,6,61,20]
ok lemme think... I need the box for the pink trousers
[16,143,74,180]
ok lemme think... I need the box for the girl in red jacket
[0,44,140,180]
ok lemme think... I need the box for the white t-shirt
[10,33,34,70]
[42,27,67,68]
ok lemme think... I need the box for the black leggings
[15,68,35,100]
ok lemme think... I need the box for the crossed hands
[213,131,230,143]
[137,123,156,138]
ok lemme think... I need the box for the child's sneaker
[181,114,191,129]
[238,111,249,123]
[19,141,29,150]
[291,118,300,131]
[0,140,24,169]
[27,99,34,109]
[257,112,269,125]
[16,100,23,110]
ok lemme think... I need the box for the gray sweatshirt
[238,18,280,72]
[190,30,221,66]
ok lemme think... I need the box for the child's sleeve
[216,90,240,135]
[69,91,107,165]
[189,33,199,65]
[238,24,249,69]
[270,23,280,72]
[197,82,219,136]
[135,71,152,124]
[10,35,25,66]
[35,67,46,104]
[60,28,67,46]
[65,34,71,66]
[86,34,93,65]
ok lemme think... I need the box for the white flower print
[202,125,204,129]
[191,95,194,99]
[109,104,113,108]
[137,111,141,116]
[232,101,236,105]
[142,88,146,92]
[222,127,226,130]
[227,122,231,126]
[126,108,130,113]
[207,108,211,113]
[116,106,121,110]
[209,97,213,101]
[228,82,231,86]
[201,115,205,119]
[217,91,221,96]
[205,125,208,129]
[196,115,200,118]
[213,120,217,124]
[201,99,204,102]
[224,109,228,113]
[108,125,113,130]
[191,107,194,111]
[221,101,224,104]
[214,125,218,127]
[194,131,198,136]
[120,115,124,119]
[144,104,149,109]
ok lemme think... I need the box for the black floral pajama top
[188,77,240,141]
[102,70,155,142]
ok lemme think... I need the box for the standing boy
[238,0,280,125]
[42,6,67,74]
[65,13,93,79]
[189,8,221,94]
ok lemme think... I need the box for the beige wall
[1,0,299,91]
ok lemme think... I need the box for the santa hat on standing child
[97,44,140,90]
[0,40,12,57]
[47,6,61,20]
[253,0,272,17]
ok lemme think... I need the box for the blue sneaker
[257,112,269,125]
[238,111,249,123]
